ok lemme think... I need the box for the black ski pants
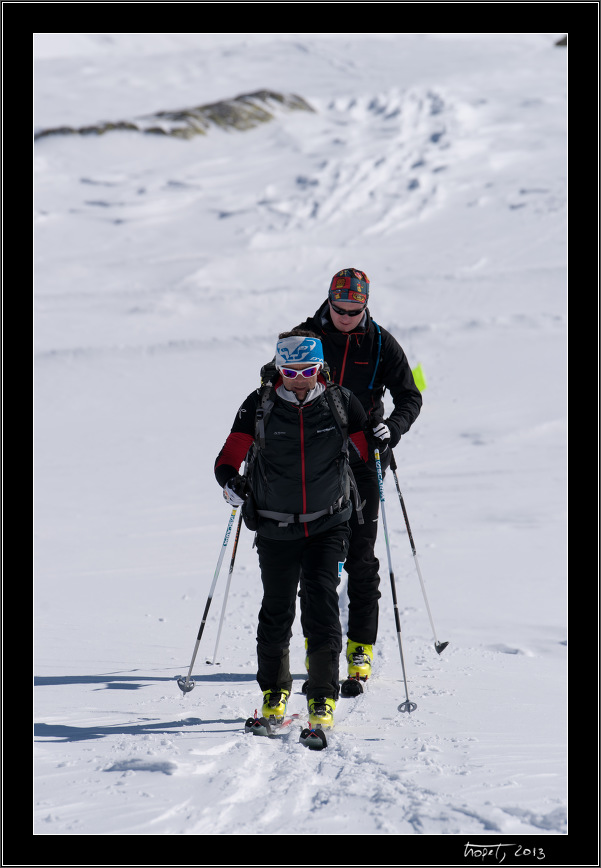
[343,456,386,646]
[255,523,350,702]
[297,458,386,649]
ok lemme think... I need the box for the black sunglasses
[330,302,366,318]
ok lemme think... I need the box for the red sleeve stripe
[215,432,255,472]
[350,431,369,463]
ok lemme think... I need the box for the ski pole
[389,451,448,655]
[177,506,238,694]
[375,448,417,713]
[206,510,243,665]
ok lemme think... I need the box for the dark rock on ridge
[35,90,315,141]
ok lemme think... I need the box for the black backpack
[242,361,364,531]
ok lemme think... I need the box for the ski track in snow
[34,614,567,837]
[36,687,566,837]
[253,88,460,235]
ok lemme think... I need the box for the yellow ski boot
[261,689,290,724]
[308,696,335,729]
[346,640,373,681]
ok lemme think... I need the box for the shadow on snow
[34,716,247,742]
[33,670,307,742]
[34,671,257,688]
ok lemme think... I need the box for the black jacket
[294,301,422,448]
[215,378,369,540]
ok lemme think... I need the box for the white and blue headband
[275,336,324,369]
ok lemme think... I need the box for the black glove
[369,423,392,470]
[223,474,248,507]
[372,422,391,443]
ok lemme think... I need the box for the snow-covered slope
[34,32,569,846]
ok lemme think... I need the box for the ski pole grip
[390,449,397,472]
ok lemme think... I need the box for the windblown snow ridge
[34,90,316,141]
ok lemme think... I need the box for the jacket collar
[275,376,327,406]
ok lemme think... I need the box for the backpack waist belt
[257,496,345,527]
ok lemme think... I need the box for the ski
[244,711,300,738]
[244,711,328,750]
[340,675,367,697]
[299,725,328,750]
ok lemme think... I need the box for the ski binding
[244,710,300,738]
[299,725,327,751]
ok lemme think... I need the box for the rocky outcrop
[35,89,315,141]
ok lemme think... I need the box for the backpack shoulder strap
[324,383,349,453]
[256,377,350,451]
[323,384,364,524]
[255,383,275,450]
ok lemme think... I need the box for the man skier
[214,330,369,728]
[293,269,422,688]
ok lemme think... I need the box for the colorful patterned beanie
[328,268,370,305]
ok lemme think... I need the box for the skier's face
[329,300,366,333]
[280,363,320,401]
